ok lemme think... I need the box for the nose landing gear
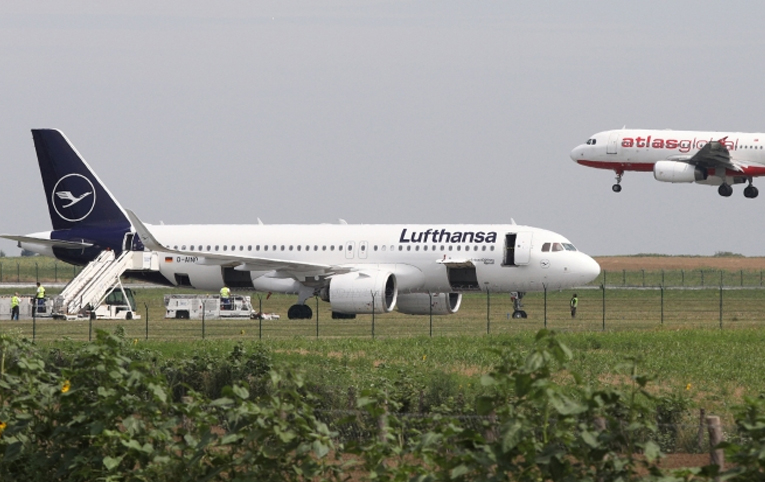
[510,292,527,319]
[612,171,623,193]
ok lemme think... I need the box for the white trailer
[164,294,257,320]
[0,295,53,320]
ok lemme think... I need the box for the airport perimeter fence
[3,275,765,341]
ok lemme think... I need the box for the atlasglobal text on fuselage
[570,128,765,198]
[1,129,601,321]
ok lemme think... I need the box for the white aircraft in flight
[4,129,600,319]
[570,128,765,198]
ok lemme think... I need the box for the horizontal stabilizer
[0,234,93,249]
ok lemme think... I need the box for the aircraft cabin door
[504,232,532,266]
[359,241,368,259]
[513,232,533,265]
[345,241,355,259]
[607,131,619,154]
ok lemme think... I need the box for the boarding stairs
[53,250,158,319]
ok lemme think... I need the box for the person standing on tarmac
[35,282,46,314]
[570,293,578,318]
[220,285,231,310]
[11,292,19,320]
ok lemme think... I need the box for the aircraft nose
[580,254,601,283]
[570,146,583,163]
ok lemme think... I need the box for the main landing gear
[744,180,759,199]
[287,304,313,320]
[718,181,759,199]
[612,171,623,193]
[510,292,527,319]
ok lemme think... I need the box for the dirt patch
[594,256,765,271]
[659,453,710,469]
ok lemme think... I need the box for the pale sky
[2,1,765,257]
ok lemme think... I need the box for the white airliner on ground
[570,128,765,198]
[3,129,600,319]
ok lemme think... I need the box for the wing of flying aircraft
[669,138,743,172]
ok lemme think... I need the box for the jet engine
[396,293,462,315]
[653,161,707,183]
[322,271,397,314]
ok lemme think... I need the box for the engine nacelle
[396,293,462,315]
[324,271,397,314]
[653,160,707,183]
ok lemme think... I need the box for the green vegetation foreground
[2,330,765,480]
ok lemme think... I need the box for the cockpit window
[552,243,564,252]
[542,242,550,252]
[563,243,577,251]
[586,139,597,145]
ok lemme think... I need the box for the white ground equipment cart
[0,295,53,320]
[164,294,260,320]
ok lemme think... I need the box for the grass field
[3,255,765,429]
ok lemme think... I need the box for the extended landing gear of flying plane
[718,184,733,197]
[510,292,527,319]
[287,304,313,320]
[612,171,623,193]
[744,181,759,199]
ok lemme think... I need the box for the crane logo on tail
[52,174,96,222]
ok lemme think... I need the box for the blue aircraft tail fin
[32,129,131,233]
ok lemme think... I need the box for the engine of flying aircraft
[653,160,707,183]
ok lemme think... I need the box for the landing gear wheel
[126,312,133,320]
[744,185,759,199]
[612,171,623,193]
[287,304,313,320]
[718,184,733,197]
[512,310,527,319]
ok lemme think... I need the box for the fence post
[144,302,149,340]
[543,283,547,329]
[486,288,490,335]
[429,292,433,338]
[202,300,206,340]
[681,269,685,287]
[697,408,706,451]
[642,269,645,287]
[35,262,38,283]
[371,291,376,340]
[706,415,725,471]
[54,262,58,282]
[701,270,704,287]
[660,285,664,325]
[740,269,743,287]
[622,269,626,286]
[17,262,20,282]
[601,271,606,332]
[719,282,723,330]
[316,296,319,339]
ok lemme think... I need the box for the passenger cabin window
[542,242,551,252]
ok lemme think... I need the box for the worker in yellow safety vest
[220,286,231,310]
[11,292,19,320]
[35,282,46,314]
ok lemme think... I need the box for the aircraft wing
[0,234,94,249]
[669,138,744,172]
[126,210,350,278]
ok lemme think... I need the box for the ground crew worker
[570,293,578,318]
[35,282,46,314]
[220,285,231,310]
[11,292,19,320]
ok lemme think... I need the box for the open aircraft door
[504,232,533,266]
[514,232,533,265]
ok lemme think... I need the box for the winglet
[126,209,166,252]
